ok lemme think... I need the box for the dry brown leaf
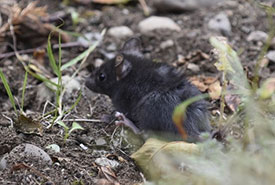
[98,166,119,185]
[189,76,208,92]
[95,178,120,185]
[14,114,43,136]
[33,49,46,65]
[204,76,218,85]
[225,94,241,112]
[208,81,222,100]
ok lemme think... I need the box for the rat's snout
[85,75,96,91]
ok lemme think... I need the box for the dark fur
[86,38,211,142]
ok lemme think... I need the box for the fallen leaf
[131,138,199,179]
[98,166,119,185]
[95,178,119,185]
[204,76,218,85]
[33,49,46,65]
[14,114,43,136]
[208,81,222,100]
[189,76,208,92]
[225,94,241,112]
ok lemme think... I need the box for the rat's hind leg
[115,112,141,134]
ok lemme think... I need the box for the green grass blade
[61,29,106,71]
[24,66,59,89]
[21,70,28,111]
[56,33,63,111]
[47,32,59,76]
[61,41,98,71]
[64,91,82,115]
[0,69,18,114]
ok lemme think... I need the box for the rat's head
[85,37,143,96]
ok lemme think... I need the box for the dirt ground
[0,0,274,184]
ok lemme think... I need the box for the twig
[139,0,150,16]
[41,11,68,23]
[11,163,52,183]
[0,41,83,59]
[62,118,102,122]
[2,114,14,127]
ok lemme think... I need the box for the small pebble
[108,26,134,39]
[266,50,275,63]
[160,40,174,49]
[138,16,181,34]
[247,31,268,42]
[187,63,200,72]
[208,12,231,36]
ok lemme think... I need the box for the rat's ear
[115,54,132,81]
[121,37,143,57]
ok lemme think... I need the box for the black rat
[85,38,211,142]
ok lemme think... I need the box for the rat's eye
[98,72,106,81]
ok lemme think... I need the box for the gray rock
[153,0,225,12]
[37,75,81,104]
[45,144,60,153]
[0,144,52,170]
[77,32,102,47]
[247,31,268,42]
[187,63,200,72]
[208,12,231,36]
[138,16,181,34]
[266,50,275,63]
[160,39,174,49]
[95,157,119,169]
[95,137,107,146]
[106,43,117,51]
[108,26,134,39]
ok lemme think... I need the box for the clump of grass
[1,25,105,141]
[37,28,105,139]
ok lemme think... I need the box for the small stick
[62,118,102,122]
[0,41,83,59]
[139,0,150,16]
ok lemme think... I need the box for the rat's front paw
[115,112,140,134]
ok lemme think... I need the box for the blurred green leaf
[257,78,275,99]
[172,94,209,140]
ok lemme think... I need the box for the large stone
[36,75,81,104]
[138,16,181,34]
[0,144,52,170]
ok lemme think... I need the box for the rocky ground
[0,0,274,184]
